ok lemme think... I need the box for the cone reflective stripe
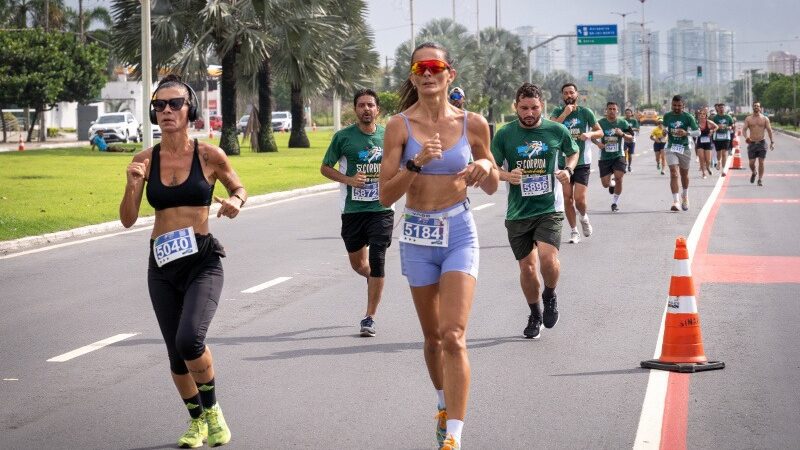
[18,135,24,151]
[641,237,724,372]
[731,147,742,170]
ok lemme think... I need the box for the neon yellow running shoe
[205,403,232,447]
[435,408,448,447]
[440,434,460,450]
[177,416,207,449]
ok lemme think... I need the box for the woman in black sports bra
[119,74,247,448]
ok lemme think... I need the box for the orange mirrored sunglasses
[410,59,451,76]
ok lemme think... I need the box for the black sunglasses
[151,98,188,112]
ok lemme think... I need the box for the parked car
[237,114,250,134]
[637,109,660,125]
[194,115,222,131]
[271,111,292,132]
[88,112,140,143]
[137,124,162,139]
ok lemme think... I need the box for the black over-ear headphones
[149,79,199,125]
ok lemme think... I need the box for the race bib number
[400,214,448,247]
[569,128,581,137]
[700,136,711,143]
[670,144,686,154]
[604,143,619,153]
[352,182,379,201]
[521,175,552,197]
[153,227,198,267]
[715,130,729,140]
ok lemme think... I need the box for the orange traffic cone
[731,138,742,170]
[18,134,24,151]
[641,237,724,373]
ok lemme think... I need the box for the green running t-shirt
[711,114,735,141]
[491,119,578,220]
[550,105,598,166]
[662,111,699,154]
[322,124,391,214]
[597,117,632,160]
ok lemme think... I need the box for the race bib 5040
[153,226,198,267]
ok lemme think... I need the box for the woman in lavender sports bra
[379,42,499,450]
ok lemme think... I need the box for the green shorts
[505,212,564,260]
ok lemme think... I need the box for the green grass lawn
[0,130,335,241]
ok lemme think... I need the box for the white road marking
[0,190,335,260]
[633,158,729,449]
[3,378,19,381]
[47,333,139,363]
[471,203,495,211]
[241,276,293,294]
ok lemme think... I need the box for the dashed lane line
[241,276,293,294]
[47,333,139,363]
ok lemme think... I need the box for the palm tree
[111,0,270,155]
[476,27,526,123]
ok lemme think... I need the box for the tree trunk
[256,58,277,152]
[26,107,40,142]
[288,84,309,148]
[38,108,46,142]
[219,47,240,155]
[1,108,6,143]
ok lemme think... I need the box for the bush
[2,112,20,131]
[47,127,59,138]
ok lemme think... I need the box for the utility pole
[79,0,85,43]
[141,0,153,149]
[611,11,635,108]
[476,0,480,49]
[639,0,651,105]
[410,0,415,50]
[495,0,500,29]
[452,0,455,21]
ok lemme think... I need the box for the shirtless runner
[741,102,774,186]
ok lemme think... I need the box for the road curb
[774,128,800,139]
[0,182,338,255]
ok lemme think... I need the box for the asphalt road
[1,128,798,449]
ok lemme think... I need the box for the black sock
[542,286,556,300]
[182,394,203,419]
[528,302,541,317]
[196,378,216,409]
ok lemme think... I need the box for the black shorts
[747,141,767,159]
[341,210,394,253]
[598,157,627,177]
[713,140,730,150]
[653,142,666,152]
[696,138,713,150]
[505,212,564,259]
[624,141,635,153]
[558,163,591,186]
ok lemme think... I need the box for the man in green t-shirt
[711,103,736,176]
[591,102,633,212]
[320,88,393,337]
[662,95,700,211]
[623,108,640,172]
[492,83,578,339]
[551,82,603,244]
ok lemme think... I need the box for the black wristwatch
[565,166,574,177]
[406,159,423,173]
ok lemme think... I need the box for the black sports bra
[146,139,214,211]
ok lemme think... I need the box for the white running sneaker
[579,215,593,237]
[569,230,580,244]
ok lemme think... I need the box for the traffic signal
[697,65,703,77]
[588,70,594,82]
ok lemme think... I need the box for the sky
[365,0,800,74]
[67,0,800,74]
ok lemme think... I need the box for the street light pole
[141,0,153,149]
[409,0,415,50]
[611,11,635,108]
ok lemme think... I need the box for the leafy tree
[377,91,400,116]
[0,29,107,141]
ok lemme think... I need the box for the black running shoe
[750,172,756,183]
[523,313,541,339]
[360,316,376,337]
[542,295,559,328]
[757,179,763,186]
[611,203,619,212]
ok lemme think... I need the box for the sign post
[576,24,618,45]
